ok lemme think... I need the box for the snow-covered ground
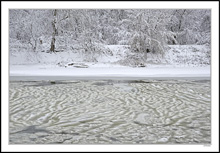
[10,44,210,79]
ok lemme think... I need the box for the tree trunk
[144,51,147,62]
[50,37,55,52]
[50,9,57,52]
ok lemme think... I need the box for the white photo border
[2,1,219,152]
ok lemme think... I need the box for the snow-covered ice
[10,65,210,78]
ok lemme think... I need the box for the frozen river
[9,79,211,144]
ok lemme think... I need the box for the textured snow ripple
[9,80,211,144]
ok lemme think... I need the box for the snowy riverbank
[10,44,210,80]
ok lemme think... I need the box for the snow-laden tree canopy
[9,9,211,57]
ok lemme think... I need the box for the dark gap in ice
[92,82,113,86]
[92,80,152,86]
[55,131,80,135]
[191,80,210,83]
[23,81,79,87]
[108,136,120,142]
[11,125,51,134]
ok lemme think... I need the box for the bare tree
[50,9,58,52]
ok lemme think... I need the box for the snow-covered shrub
[149,38,166,56]
[9,38,33,53]
[117,52,147,67]
[37,35,51,52]
[78,36,113,62]
[130,33,147,53]
[165,45,210,66]
[165,31,178,45]
[129,31,166,58]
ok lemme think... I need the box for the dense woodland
[9,9,211,62]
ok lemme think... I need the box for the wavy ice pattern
[9,80,211,144]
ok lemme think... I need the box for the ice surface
[9,80,211,144]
